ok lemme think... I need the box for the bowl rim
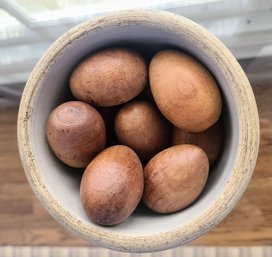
[17,9,259,252]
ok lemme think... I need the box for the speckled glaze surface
[17,10,259,252]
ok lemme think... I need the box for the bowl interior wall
[31,25,239,235]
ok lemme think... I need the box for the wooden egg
[149,50,222,132]
[80,145,144,225]
[46,101,106,168]
[143,144,209,213]
[172,120,224,164]
[70,48,147,107]
[114,101,169,161]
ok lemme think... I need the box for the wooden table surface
[0,83,271,246]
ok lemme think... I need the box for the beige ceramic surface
[17,10,259,252]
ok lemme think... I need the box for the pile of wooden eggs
[46,48,223,226]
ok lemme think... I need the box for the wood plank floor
[0,83,271,246]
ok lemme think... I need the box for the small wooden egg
[80,145,144,225]
[143,144,209,213]
[149,50,222,132]
[70,48,147,107]
[46,101,106,168]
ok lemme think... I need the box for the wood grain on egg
[70,48,147,107]
[114,101,169,161]
[80,145,143,226]
[143,144,209,213]
[149,50,222,132]
[46,101,106,168]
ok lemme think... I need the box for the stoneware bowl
[17,10,259,252]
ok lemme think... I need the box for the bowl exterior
[17,10,259,252]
